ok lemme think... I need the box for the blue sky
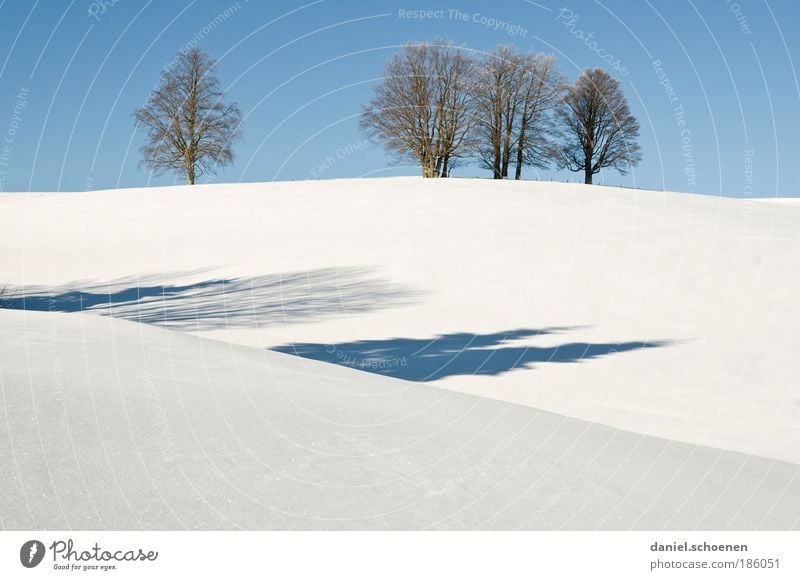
[0,0,797,196]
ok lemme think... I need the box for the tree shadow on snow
[2,267,418,331]
[273,328,670,381]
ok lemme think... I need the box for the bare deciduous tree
[552,68,641,184]
[134,47,241,185]
[513,53,563,180]
[360,39,476,178]
[474,47,563,180]
[474,46,520,179]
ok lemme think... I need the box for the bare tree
[552,68,641,184]
[134,47,242,185]
[360,39,476,178]
[473,47,563,180]
[473,46,521,179]
[513,53,563,180]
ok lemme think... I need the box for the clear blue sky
[0,0,798,196]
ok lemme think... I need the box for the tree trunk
[515,117,528,180]
[421,154,436,178]
[501,124,514,179]
[187,162,195,185]
[514,134,523,179]
[440,155,449,178]
[584,166,593,184]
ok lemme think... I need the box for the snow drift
[1,177,798,529]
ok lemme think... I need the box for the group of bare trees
[361,39,641,184]
[132,42,640,186]
[473,46,562,180]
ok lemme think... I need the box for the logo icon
[20,540,45,568]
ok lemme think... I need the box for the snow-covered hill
[1,308,797,529]
[1,177,798,529]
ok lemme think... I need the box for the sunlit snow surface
[1,178,798,529]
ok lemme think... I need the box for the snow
[1,177,799,529]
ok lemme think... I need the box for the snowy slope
[2,178,799,464]
[1,177,799,529]
[1,308,797,530]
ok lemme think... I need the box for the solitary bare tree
[134,47,241,185]
[552,68,641,184]
[360,39,476,178]
[474,47,563,179]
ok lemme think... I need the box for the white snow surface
[1,177,799,529]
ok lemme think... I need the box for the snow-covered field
[1,177,798,529]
